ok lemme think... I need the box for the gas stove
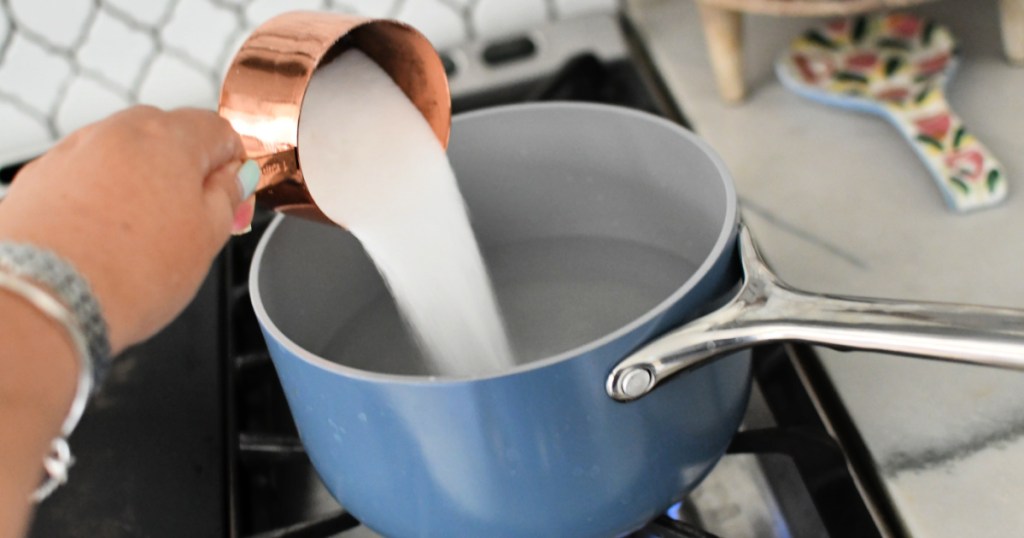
[23,12,895,538]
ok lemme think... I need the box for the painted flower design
[845,52,879,71]
[793,53,834,84]
[826,19,849,34]
[787,13,956,104]
[781,12,1006,209]
[946,149,986,182]
[875,87,910,103]
[887,14,923,38]
[915,113,952,140]
[917,53,951,77]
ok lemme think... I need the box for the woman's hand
[0,105,255,536]
[0,105,254,353]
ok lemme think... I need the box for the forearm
[0,291,78,538]
[0,106,248,537]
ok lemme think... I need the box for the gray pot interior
[254,103,734,377]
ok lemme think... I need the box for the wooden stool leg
[698,2,745,103]
[999,0,1024,64]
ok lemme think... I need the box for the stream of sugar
[297,50,516,376]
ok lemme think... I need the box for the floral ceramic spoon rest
[776,13,1007,212]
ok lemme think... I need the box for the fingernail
[232,201,256,236]
[237,159,260,199]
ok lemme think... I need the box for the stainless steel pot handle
[607,223,1024,402]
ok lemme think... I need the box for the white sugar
[298,50,516,376]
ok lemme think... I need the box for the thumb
[231,160,260,234]
[204,159,259,238]
[232,198,257,235]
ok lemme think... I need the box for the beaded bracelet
[0,244,110,387]
[0,243,111,501]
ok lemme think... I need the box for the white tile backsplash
[0,0,618,159]
[55,77,130,133]
[104,0,175,27]
[0,34,72,113]
[77,11,155,90]
[0,9,9,48]
[161,0,238,71]
[330,0,397,18]
[137,52,216,109]
[8,0,94,49]
[246,0,324,26]
[0,101,49,152]
[395,0,467,49]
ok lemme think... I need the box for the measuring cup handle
[888,90,1007,211]
[607,224,1024,401]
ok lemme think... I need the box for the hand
[0,105,253,352]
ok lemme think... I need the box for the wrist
[0,289,79,426]
[0,207,127,353]
[0,290,78,535]
[0,240,111,500]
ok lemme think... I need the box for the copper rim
[218,11,451,223]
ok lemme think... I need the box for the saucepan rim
[249,101,739,385]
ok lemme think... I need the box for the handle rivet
[620,368,654,399]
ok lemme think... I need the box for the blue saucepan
[251,103,749,537]
[250,102,1024,538]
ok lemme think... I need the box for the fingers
[169,108,258,234]
[203,158,260,239]
[106,106,246,176]
[98,106,257,240]
[228,161,259,235]
[156,106,256,236]
[202,160,244,240]
[232,199,256,235]
[165,107,247,175]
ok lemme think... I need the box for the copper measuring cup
[219,11,451,223]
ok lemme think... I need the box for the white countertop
[627,0,1024,535]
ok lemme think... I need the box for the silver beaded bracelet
[0,242,111,501]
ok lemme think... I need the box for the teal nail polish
[237,159,261,199]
